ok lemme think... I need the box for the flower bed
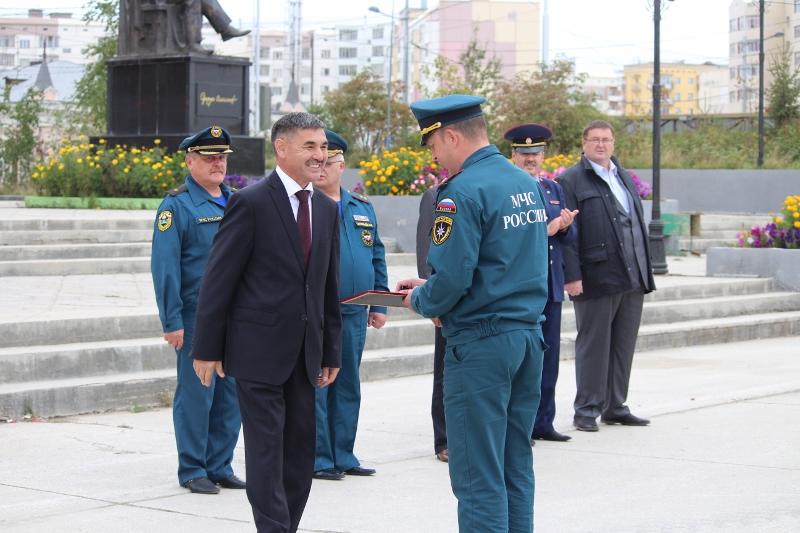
[357,148,448,196]
[735,195,800,249]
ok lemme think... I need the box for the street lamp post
[369,4,395,150]
[650,0,669,275]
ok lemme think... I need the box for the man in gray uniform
[557,119,656,432]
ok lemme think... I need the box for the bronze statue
[119,0,251,56]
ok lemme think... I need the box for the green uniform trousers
[444,328,545,533]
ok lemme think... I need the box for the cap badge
[526,137,532,144]
[210,126,222,138]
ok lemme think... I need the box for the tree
[0,85,44,190]
[316,71,415,154]
[417,26,503,101]
[490,58,603,155]
[65,0,118,135]
[766,43,800,128]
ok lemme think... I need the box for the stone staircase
[0,209,798,418]
[677,214,772,253]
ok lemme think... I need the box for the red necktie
[295,190,311,267]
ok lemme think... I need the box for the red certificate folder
[340,290,409,307]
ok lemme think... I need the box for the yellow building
[623,62,727,116]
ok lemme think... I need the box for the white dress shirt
[587,158,630,214]
[276,165,314,233]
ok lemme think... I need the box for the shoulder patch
[436,197,457,214]
[167,184,189,197]
[350,191,371,204]
[432,215,453,246]
[157,210,173,231]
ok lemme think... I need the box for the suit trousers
[236,351,315,533]
[533,300,562,436]
[444,329,544,533]
[572,288,645,419]
[314,308,367,472]
[431,326,447,454]
[173,320,241,485]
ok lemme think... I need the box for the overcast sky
[5,0,737,76]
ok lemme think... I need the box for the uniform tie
[296,190,311,267]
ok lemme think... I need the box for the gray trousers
[572,288,645,419]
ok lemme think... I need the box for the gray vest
[614,189,650,291]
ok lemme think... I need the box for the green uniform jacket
[411,145,549,345]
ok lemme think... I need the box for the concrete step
[676,238,738,253]
[696,215,772,231]
[0,243,151,261]
[0,313,161,349]
[0,338,173,384]
[0,369,176,418]
[560,311,800,359]
[386,253,416,267]
[561,291,800,331]
[0,257,151,277]
[364,318,434,351]
[695,230,749,240]
[0,200,24,208]
[0,229,153,246]
[360,345,434,382]
[0,218,153,231]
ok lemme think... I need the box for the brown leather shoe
[436,449,449,462]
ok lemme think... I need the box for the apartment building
[623,62,728,116]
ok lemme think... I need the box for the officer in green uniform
[396,96,549,533]
[313,130,389,480]
[151,126,244,495]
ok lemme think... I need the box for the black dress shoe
[183,477,220,494]
[601,413,650,426]
[220,26,252,41]
[313,468,345,480]
[211,474,246,489]
[533,430,572,442]
[344,466,376,476]
[573,416,599,432]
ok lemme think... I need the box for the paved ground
[1,335,798,533]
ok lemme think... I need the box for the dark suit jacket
[557,154,655,301]
[538,178,577,303]
[190,171,342,386]
[416,185,439,279]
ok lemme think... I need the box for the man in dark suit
[505,123,578,444]
[190,112,342,533]
[557,119,655,433]
[415,184,448,463]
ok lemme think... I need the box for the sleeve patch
[436,198,457,214]
[157,210,173,231]
[432,215,453,246]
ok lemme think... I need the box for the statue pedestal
[102,54,265,177]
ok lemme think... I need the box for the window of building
[730,44,736,56]
[81,48,88,54]
[339,64,357,76]
[39,35,58,47]
[301,84,309,95]
[321,67,330,76]
[62,47,71,53]
[260,65,270,76]
[321,49,331,59]
[688,93,694,101]
[321,85,329,93]
[340,29,358,41]
[302,48,310,60]
[373,27,384,40]
[273,51,282,60]
[689,108,695,115]
[738,16,744,30]
[260,47,270,58]
[0,53,13,65]
[795,25,800,39]
[730,19,737,32]
[273,68,282,78]
[372,46,383,57]
[339,47,357,58]
[0,35,14,47]
[796,0,800,14]
[688,77,695,85]
[796,51,800,66]
[675,93,681,101]
[19,39,30,49]
[272,87,282,96]
[746,15,759,29]
[674,77,681,85]
[730,67,737,79]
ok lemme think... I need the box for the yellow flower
[181,162,186,168]
[77,158,83,163]
[133,158,140,163]
[32,172,39,178]
[124,168,130,173]
[795,221,800,229]
[391,186,399,193]
[358,170,367,175]
[154,139,161,145]
[431,163,437,169]
[380,176,387,182]
[398,181,404,186]
[365,180,372,186]
[112,159,118,165]
[776,218,783,224]
[58,164,64,170]
[403,160,409,166]
[99,139,106,144]
[89,162,95,167]
[795,212,800,219]
[162,183,168,187]
[78,135,85,140]
[167,170,172,175]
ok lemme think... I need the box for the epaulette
[349,191,371,204]
[167,184,189,196]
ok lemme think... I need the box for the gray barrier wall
[630,169,798,215]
